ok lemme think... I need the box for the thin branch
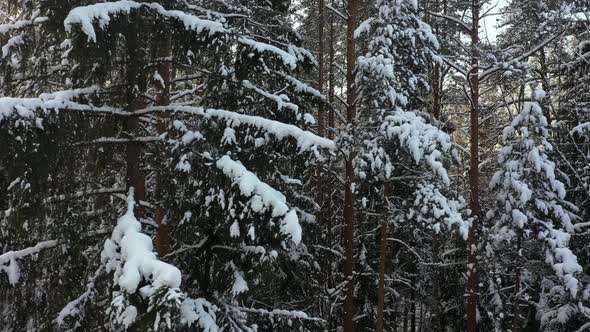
[421,9,471,33]
[326,4,347,20]
[480,30,566,81]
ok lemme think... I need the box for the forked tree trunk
[343,0,358,329]
[466,0,481,330]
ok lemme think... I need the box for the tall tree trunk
[430,0,442,120]
[124,24,147,218]
[411,290,417,332]
[403,297,409,332]
[154,38,172,257]
[432,64,441,119]
[343,159,356,332]
[328,0,336,139]
[466,0,481,330]
[538,48,552,125]
[343,0,358,329]
[317,0,325,136]
[376,221,388,332]
[431,236,442,331]
[511,231,524,332]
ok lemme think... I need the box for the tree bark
[376,221,388,332]
[343,0,358,329]
[124,24,147,218]
[411,289,417,332]
[317,0,326,136]
[511,231,524,332]
[327,0,336,138]
[154,46,172,257]
[466,0,481,330]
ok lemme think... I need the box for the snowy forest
[1,0,590,331]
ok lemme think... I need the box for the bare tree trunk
[538,48,553,125]
[466,0,481,330]
[317,0,326,136]
[124,25,147,218]
[432,64,441,119]
[327,0,336,139]
[343,0,358,329]
[154,40,172,257]
[430,0,442,120]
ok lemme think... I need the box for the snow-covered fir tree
[485,86,590,330]
[350,0,469,329]
[1,0,332,330]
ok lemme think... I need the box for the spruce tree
[1,0,331,330]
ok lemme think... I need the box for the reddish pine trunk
[466,0,480,330]
[124,23,147,218]
[154,207,169,257]
[154,54,172,257]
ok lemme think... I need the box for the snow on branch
[101,188,181,294]
[135,105,336,152]
[56,265,104,326]
[325,3,347,20]
[381,110,452,185]
[180,298,219,330]
[241,80,299,113]
[409,183,469,240]
[44,187,126,204]
[225,304,324,322]
[216,156,302,244]
[0,16,48,34]
[0,87,130,123]
[0,240,59,285]
[479,30,566,81]
[571,122,590,135]
[101,194,221,329]
[64,0,226,42]
[274,71,325,100]
[238,37,298,70]
[2,34,25,58]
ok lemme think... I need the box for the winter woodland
[1,0,590,331]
